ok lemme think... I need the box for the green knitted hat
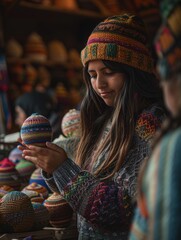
[81,14,154,73]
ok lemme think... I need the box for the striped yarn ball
[0,158,21,190]
[20,113,52,147]
[61,109,81,137]
[16,159,36,183]
[43,192,73,228]
[0,191,35,233]
[22,182,49,199]
[32,202,50,230]
[29,167,51,192]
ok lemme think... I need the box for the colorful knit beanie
[81,14,154,73]
[20,113,52,146]
[155,4,181,79]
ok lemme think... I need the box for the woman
[20,14,166,239]
[129,4,181,240]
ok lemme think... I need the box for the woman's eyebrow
[88,67,108,73]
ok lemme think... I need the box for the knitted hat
[23,182,49,199]
[154,5,181,79]
[29,167,51,192]
[32,202,50,230]
[0,191,35,233]
[43,192,73,228]
[0,185,14,198]
[81,14,154,73]
[61,109,81,137]
[20,113,52,146]
[22,188,44,204]
[0,158,21,190]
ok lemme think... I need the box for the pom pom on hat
[81,14,154,73]
[61,109,81,137]
[20,113,52,147]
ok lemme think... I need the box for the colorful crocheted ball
[61,109,81,137]
[29,167,51,192]
[0,158,21,190]
[22,182,49,199]
[32,202,50,230]
[0,191,35,233]
[43,192,73,228]
[20,113,52,147]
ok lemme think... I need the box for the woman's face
[15,106,27,128]
[88,60,127,106]
[161,79,180,116]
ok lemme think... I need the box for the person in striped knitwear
[20,14,166,239]
[129,2,181,240]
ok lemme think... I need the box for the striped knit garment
[129,127,181,240]
[42,104,166,240]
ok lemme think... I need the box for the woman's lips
[100,91,113,98]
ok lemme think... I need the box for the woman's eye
[90,75,96,79]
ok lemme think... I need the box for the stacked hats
[44,192,73,228]
[0,158,21,190]
[15,158,36,184]
[22,188,44,204]
[61,109,81,137]
[29,167,51,192]
[154,3,181,79]
[0,191,35,233]
[32,202,50,230]
[20,113,52,147]
[25,32,47,62]
[81,14,154,74]
[22,182,49,199]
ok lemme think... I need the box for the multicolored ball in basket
[20,113,52,147]
[61,109,81,137]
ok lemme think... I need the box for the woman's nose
[97,74,106,89]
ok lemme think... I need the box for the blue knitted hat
[20,113,52,146]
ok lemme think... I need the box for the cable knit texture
[43,104,166,240]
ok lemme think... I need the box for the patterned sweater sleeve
[43,105,165,232]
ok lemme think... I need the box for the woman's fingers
[46,142,63,153]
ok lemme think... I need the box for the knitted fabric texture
[0,191,35,233]
[81,14,154,73]
[154,5,181,79]
[20,113,52,146]
[61,109,81,137]
[32,202,50,230]
[43,192,73,228]
[43,105,166,239]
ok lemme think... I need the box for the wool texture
[154,4,181,79]
[20,113,52,146]
[81,14,154,73]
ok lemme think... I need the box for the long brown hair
[76,60,161,180]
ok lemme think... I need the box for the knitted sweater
[129,127,181,240]
[43,105,165,240]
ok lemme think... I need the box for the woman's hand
[18,142,67,174]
